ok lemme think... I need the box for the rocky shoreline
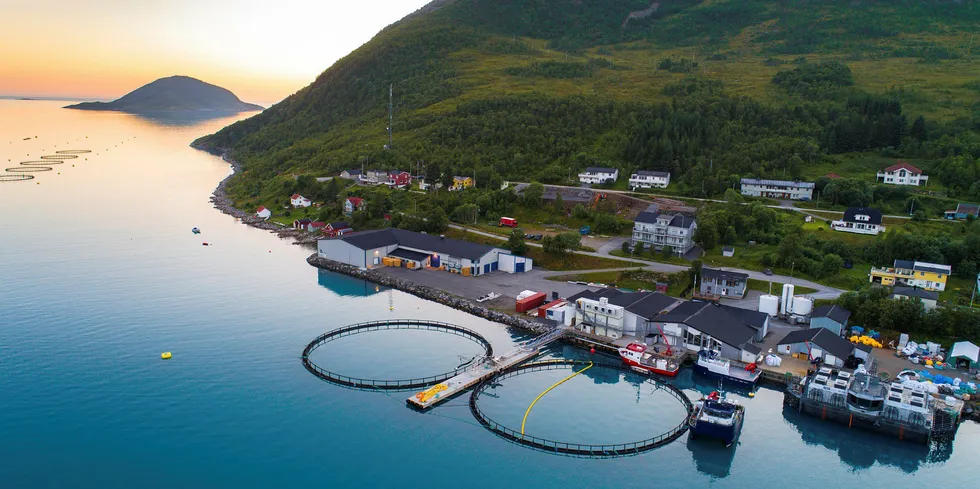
[307,254,555,335]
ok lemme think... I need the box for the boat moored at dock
[618,342,680,377]
[688,391,744,447]
[693,349,761,388]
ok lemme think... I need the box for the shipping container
[515,292,546,313]
[499,217,518,227]
[537,299,565,318]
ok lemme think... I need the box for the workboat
[192,227,200,234]
[694,349,761,389]
[618,342,679,377]
[689,391,744,447]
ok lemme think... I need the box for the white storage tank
[758,294,780,317]
[792,296,813,316]
[781,284,795,315]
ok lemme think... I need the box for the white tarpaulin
[949,341,980,363]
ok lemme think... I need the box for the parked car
[842,260,853,269]
[763,268,773,276]
[533,234,543,240]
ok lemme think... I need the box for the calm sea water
[1,100,977,487]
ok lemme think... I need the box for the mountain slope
[67,76,263,113]
[193,0,980,205]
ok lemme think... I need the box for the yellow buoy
[748,392,756,398]
[161,352,172,360]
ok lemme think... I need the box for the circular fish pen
[19,160,64,166]
[39,154,78,160]
[469,360,694,457]
[0,174,34,182]
[54,150,91,154]
[5,166,52,173]
[302,319,493,390]
[1,150,89,182]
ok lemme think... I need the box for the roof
[742,343,762,355]
[634,210,661,224]
[722,246,735,253]
[608,292,678,320]
[884,161,922,174]
[777,328,856,360]
[453,175,470,181]
[344,169,362,175]
[669,215,696,228]
[682,303,759,351]
[701,267,749,282]
[913,262,951,275]
[949,341,980,363]
[567,288,622,303]
[323,228,501,261]
[256,206,267,212]
[841,207,882,225]
[388,247,431,262]
[811,305,850,325]
[291,194,302,200]
[740,178,814,189]
[584,166,618,174]
[346,197,364,206]
[892,286,939,301]
[893,259,915,270]
[309,222,326,228]
[327,221,349,230]
[633,170,669,178]
[956,203,980,216]
[719,304,768,331]
[294,218,312,224]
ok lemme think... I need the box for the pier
[406,326,568,410]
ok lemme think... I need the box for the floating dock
[407,327,567,410]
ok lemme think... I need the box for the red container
[499,217,518,228]
[537,300,565,318]
[516,292,546,313]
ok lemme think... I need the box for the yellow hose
[521,362,593,435]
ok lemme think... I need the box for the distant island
[65,76,263,113]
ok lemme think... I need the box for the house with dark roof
[631,204,697,255]
[944,203,980,220]
[324,221,353,236]
[809,305,851,336]
[892,286,939,311]
[832,207,884,235]
[877,161,928,186]
[699,267,749,299]
[777,328,870,367]
[571,289,681,340]
[340,169,362,180]
[577,166,619,185]
[629,170,670,189]
[652,301,764,363]
[869,259,950,291]
[317,228,510,275]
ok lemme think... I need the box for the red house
[308,222,326,232]
[344,197,366,216]
[387,171,413,188]
[324,221,353,236]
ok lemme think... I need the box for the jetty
[407,326,568,410]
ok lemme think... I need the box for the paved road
[450,224,844,299]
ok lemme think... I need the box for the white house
[740,178,814,200]
[832,207,884,235]
[255,206,272,220]
[877,161,928,186]
[578,167,619,185]
[340,169,362,180]
[629,170,670,189]
[344,197,366,216]
[631,205,697,255]
[290,194,312,208]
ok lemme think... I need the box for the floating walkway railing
[301,319,493,390]
[469,360,694,457]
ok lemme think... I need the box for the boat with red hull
[618,342,680,377]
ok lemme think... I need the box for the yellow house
[869,259,951,292]
[451,175,475,191]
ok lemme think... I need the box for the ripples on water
[0,101,976,488]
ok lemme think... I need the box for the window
[685,330,702,346]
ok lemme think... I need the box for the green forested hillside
[193,0,980,205]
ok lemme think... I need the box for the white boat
[476,292,500,303]
[694,350,762,388]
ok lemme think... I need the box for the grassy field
[547,270,689,297]
[746,278,817,296]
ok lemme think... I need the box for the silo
[759,294,780,317]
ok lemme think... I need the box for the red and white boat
[618,342,680,377]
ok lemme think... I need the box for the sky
[0,0,433,104]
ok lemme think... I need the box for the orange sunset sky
[0,0,432,105]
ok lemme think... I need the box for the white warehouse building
[740,178,814,201]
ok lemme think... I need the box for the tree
[662,245,673,258]
[689,259,703,288]
[722,226,737,245]
[572,204,590,220]
[621,240,631,254]
[451,203,479,223]
[553,192,565,215]
[778,233,802,266]
[910,115,927,141]
[522,182,544,207]
[556,232,582,252]
[912,210,928,222]
[634,240,645,256]
[819,253,844,278]
[425,206,449,233]
[694,223,718,251]
[508,228,527,255]
[593,213,621,234]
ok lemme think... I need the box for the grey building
[892,286,940,311]
[740,178,814,200]
[778,328,871,367]
[699,267,749,299]
[652,301,763,363]
[631,205,697,255]
[317,228,507,275]
[809,304,851,336]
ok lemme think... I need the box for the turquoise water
[0,101,977,487]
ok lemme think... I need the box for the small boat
[618,342,679,377]
[476,292,500,303]
[689,391,744,447]
[202,242,209,246]
[693,349,761,388]
[191,227,201,234]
